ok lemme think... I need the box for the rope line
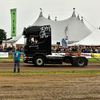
[16,12,39,34]
[75,11,96,29]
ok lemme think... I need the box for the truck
[22,25,88,67]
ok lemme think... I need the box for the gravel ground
[0,74,100,100]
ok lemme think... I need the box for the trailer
[22,25,88,67]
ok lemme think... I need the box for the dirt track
[0,62,100,71]
[0,62,100,100]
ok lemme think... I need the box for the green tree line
[0,29,7,40]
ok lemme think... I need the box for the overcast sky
[0,0,100,38]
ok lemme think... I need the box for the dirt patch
[0,74,100,100]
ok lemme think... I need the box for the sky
[0,0,100,38]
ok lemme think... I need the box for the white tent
[33,8,91,45]
[70,29,100,46]
[16,36,24,45]
[16,8,91,45]
[3,33,22,43]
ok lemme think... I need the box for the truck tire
[34,56,44,66]
[76,58,85,67]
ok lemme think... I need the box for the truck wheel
[34,56,44,66]
[76,58,85,67]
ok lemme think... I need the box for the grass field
[88,58,100,62]
[0,58,23,62]
[0,71,100,74]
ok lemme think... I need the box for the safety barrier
[0,52,24,58]
[0,52,100,59]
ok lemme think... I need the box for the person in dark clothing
[81,47,85,53]
[72,46,77,52]
[0,45,3,52]
[56,46,60,52]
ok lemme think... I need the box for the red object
[5,43,7,46]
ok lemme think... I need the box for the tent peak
[72,8,76,17]
[77,15,80,20]
[55,17,57,21]
[39,8,43,17]
[48,14,51,20]
[81,16,84,23]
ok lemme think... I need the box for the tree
[0,29,7,40]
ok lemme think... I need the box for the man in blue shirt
[13,48,21,73]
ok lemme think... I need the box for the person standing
[13,48,21,73]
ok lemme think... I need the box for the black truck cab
[23,25,88,67]
[23,25,51,55]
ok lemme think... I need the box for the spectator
[95,47,98,53]
[92,47,96,53]
[65,47,68,52]
[3,45,7,52]
[18,46,21,51]
[89,46,93,53]
[77,46,81,52]
[13,48,21,73]
[56,46,60,52]
[98,47,100,53]
[81,47,85,53]
[20,46,23,52]
[54,46,57,52]
[12,46,15,52]
[60,47,65,53]
[0,45,3,52]
[51,46,54,53]
[7,46,12,52]
[72,46,77,52]
[68,46,72,53]
[85,47,89,53]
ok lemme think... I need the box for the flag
[10,8,16,37]
[64,25,68,41]
[62,26,68,47]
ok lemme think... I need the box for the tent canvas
[16,35,24,45]
[70,29,100,46]
[33,10,91,45]
[16,9,91,46]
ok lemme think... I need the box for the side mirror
[57,42,60,46]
